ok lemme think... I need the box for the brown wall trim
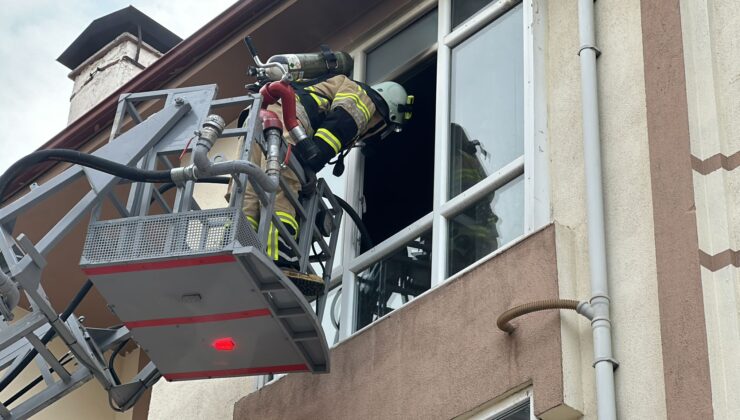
[234,226,570,419]
[700,249,740,271]
[691,151,740,175]
[640,0,714,418]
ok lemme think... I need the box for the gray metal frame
[0,85,341,418]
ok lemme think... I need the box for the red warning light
[212,337,236,351]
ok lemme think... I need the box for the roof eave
[2,0,277,203]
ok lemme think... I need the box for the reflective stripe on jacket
[293,75,387,155]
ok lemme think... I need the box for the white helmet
[371,81,413,131]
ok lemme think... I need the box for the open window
[337,0,540,336]
[361,58,437,249]
[354,9,438,331]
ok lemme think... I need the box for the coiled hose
[496,299,581,334]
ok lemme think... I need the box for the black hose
[2,149,374,250]
[333,195,373,250]
[0,149,172,202]
[60,279,94,322]
[108,338,131,385]
[156,176,230,196]
[3,353,74,407]
[0,279,94,393]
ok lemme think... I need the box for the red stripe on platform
[163,363,309,381]
[81,254,236,275]
[124,308,272,329]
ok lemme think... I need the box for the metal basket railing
[81,208,260,265]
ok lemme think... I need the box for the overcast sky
[0,0,236,172]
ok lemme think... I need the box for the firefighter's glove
[293,140,326,173]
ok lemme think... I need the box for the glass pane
[449,4,523,198]
[355,231,432,330]
[448,175,524,276]
[452,0,495,28]
[365,9,438,85]
[492,400,530,420]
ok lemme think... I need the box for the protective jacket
[240,75,389,261]
[291,74,389,161]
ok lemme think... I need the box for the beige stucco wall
[68,34,161,124]
[547,0,668,419]
[148,377,257,420]
[681,1,740,418]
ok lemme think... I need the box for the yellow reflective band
[268,224,279,260]
[334,92,370,122]
[305,87,328,106]
[276,211,299,235]
[266,223,274,259]
[309,92,327,107]
[356,85,373,120]
[405,95,414,120]
[274,224,279,260]
[246,215,259,230]
[315,128,341,154]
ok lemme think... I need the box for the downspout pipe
[172,114,280,193]
[578,0,619,419]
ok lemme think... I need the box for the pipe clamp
[578,44,602,57]
[592,357,619,370]
[170,166,198,186]
[589,293,611,304]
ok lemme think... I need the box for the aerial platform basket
[79,207,330,381]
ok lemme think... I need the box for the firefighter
[239,74,412,295]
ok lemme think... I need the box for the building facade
[1,0,737,419]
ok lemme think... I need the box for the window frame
[459,386,535,419]
[333,0,548,340]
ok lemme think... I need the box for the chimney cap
[57,5,182,71]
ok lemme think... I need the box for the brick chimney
[57,6,181,123]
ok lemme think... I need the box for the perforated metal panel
[79,209,329,380]
[81,208,260,265]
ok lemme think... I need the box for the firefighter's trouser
[241,105,303,261]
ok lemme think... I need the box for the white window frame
[335,0,548,341]
[456,386,534,419]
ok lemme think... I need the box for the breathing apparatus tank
[263,51,353,81]
[246,37,353,82]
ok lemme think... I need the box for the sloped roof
[57,6,182,71]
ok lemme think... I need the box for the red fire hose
[259,82,299,131]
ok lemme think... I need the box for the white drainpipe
[578,0,619,419]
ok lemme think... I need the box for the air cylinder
[264,51,353,81]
